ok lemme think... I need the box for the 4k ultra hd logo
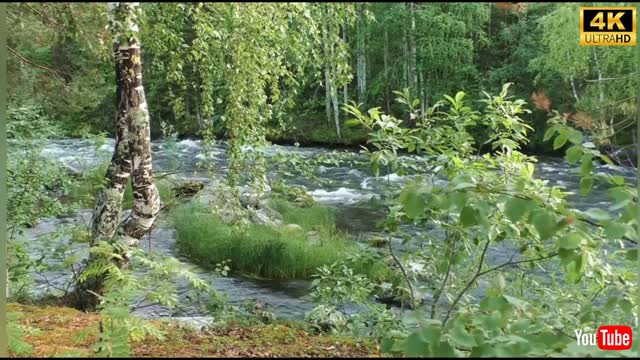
[580,6,636,46]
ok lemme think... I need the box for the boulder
[174,181,205,198]
[161,316,216,332]
[305,305,347,334]
[251,207,283,228]
[306,230,321,245]
[195,180,281,226]
[367,236,389,248]
[282,223,304,234]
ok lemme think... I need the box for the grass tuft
[172,200,355,280]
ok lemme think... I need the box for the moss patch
[8,303,379,358]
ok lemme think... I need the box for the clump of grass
[172,201,356,280]
[270,198,334,233]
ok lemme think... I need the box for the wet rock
[194,180,281,227]
[306,231,321,245]
[375,286,427,310]
[160,316,216,332]
[305,305,347,334]
[367,236,389,248]
[251,207,283,228]
[174,180,205,198]
[282,223,304,233]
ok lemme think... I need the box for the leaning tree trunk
[79,2,160,310]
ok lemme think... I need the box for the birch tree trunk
[342,21,348,104]
[322,5,332,126]
[356,2,366,103]
[383,28,390,113]
[407,2,418,93]
[330,66,341,139]
[81,2,160,309]
[91,3,134,242]
[570,76,579,103]
[591,47,608,136]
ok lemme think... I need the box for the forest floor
[8,303,380,358]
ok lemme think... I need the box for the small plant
[161,120,180,172]
[8,312,34,356]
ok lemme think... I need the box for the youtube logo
[597,326,633,351]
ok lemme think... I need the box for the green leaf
[503,295,527,311]
[567,129,583,144]
[584,208,611,221]
[553,131,568,150]
[432,341,456,357]
[448,324,477,348]
[625,249,637,261]
[603,222,627,239]
[580,153,593,175]
[618,298,633,313]
[565,146,583,164]
[400,183,427,219]
[579,177,593,195]
[557,233,582,250]
[531,210,556,240]
[504,197,533,222]
[344,119,361,128]
[598,154,614,165]
[480,295,511,312]
[405,332,428,357]
[611,175,625,186]
[460,206,479,228]
[543,127,557,142]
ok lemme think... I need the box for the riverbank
[8,303,379,357]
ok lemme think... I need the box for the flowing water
[19,138,637,320]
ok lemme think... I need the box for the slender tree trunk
[591,47,608,135]
[407,2,418,93]
[570,76,579,103]
[322,6,331,125]
[324,70,332,125]
[383,28,390,113]
[82,2,160,309]
[331,77,340,139]
[419,72,425,115]
[342,21,348,104]
[591,48,605,105]
[356,2,366,103]
[403,28,408,89]
[329,31,340,138]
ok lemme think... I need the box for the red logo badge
[597,326,633,350]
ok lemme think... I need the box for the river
[18,138,637,321]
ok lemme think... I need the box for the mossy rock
[305,305,347,334]
[367,236,389,248]
[272,183,315,208]
[174,181,205,198]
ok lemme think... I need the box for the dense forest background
[7,2,637,155]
